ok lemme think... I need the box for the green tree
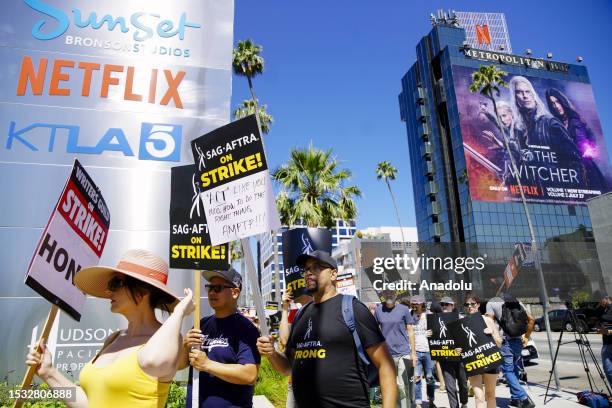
[273,145,361,228]
[233,99,273,134]
[375,161,408,249]
[233,39,273,302]
[232,39,264,103]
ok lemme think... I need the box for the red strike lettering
[61,189,104,249]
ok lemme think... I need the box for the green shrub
[165,381,186,408]
[0,382,67,408]
[254,359,288,408]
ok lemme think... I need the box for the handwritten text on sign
[204,171,277,245]
[191,115,280,245]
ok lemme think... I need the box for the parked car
[533,309,590,333]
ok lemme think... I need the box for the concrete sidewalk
[253,382,592,407]
[421,381,585,407]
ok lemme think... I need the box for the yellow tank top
[79,346,170,408]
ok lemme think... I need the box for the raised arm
[26,339,88,408]
[279,291,294,347]
[138,288,195,379]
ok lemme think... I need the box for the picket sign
[13,305,59,408]
[15,160,109,407]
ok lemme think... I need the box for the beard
[306,282,319,294]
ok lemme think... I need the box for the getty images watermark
[371,253,487,291]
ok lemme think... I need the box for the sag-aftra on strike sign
[25,160,110,321]
[190,115,280,246]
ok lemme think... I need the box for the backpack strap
[341,294,370,366]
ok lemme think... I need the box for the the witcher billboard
[452,65,612,204]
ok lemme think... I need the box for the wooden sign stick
[13,304,59,408]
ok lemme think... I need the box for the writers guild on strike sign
[25,159,110,321]
[427,311,460,362]
[448,313,502,376]
[169,165,229,271]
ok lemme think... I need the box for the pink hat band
[116,260,168,284]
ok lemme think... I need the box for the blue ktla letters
[6,121,182,162]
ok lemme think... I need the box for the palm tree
[232,39,271,302]
[232,39,264,103]
[233,99,273,134]
[375,161,408,251]
[273,145,361,228]
[469,64,559,388]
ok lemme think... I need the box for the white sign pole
[241,238,269,337]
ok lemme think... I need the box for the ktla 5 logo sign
[5,121,182,162]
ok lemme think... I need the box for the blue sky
[232,0,612,230]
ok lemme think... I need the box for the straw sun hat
[75,249,179,311]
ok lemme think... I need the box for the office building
[398,11,611,299]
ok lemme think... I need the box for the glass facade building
[399,22,602,245]
[398,16,611,303]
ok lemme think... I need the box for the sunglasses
[410,303,423,308]
[205,284,234,293]
[441,302,453,307]
[107,276,126,292]
[464,302,478,307]
[302,263,330,275]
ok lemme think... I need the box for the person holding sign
[180,268,261,408]
[278,288,312,408]
[410,295,436,408]
[256,250,397,408]
[26,249,194,408]
[429,297,468,408]
[458,295,502,408]
[374,291,417,408]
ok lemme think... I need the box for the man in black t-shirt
[257,250,397,408]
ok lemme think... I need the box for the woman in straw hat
[26,249,194,408]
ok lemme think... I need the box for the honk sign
[25,160,110,321]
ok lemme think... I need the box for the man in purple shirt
[375,292,417,408]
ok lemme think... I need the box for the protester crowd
[24,248,612,408]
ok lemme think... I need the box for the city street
[526,332,609,392]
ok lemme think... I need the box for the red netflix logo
[475,24,491,45]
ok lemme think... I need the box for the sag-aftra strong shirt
[285,295,385,408]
